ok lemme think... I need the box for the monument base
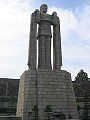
[16,69,79,120]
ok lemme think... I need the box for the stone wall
[17,69,79,120]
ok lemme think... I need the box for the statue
[17,5,79,120]
[28,4,62,70]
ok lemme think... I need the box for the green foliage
[77,105,81,111]
[32,105,38,112]
[32,105,39,120]
[75,70,90,119]
[44,105,54,120]
[75,69,88,82]
[44,105,52,112]
[60,112,66,120]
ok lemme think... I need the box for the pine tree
[44,105,54,120]
[75,69,90,120]
[75,69,88,82]
[32,105,39,120]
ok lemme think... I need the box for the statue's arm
[52,12,62,69]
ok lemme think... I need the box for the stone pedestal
[16,69,79,120]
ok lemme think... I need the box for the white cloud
[48,6,90,41]
[0,1,90,80]
[76,6,90,40]
[0,0,32,78]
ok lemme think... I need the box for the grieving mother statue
[28,4,62,70]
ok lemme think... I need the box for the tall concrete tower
[17,4,79,120]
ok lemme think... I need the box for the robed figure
[28,4,62,70]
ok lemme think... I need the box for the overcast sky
[0,0,90,80]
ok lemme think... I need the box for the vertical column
[53,25,57,69]
[28,13,37,69]
[53,16,62,69]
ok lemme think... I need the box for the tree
[75,69,90,120]
[77,104,81,111]
[60,112,66,120]
[44,105,54,120]
[32,105,39,120]
[75,69,88,82]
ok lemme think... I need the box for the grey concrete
[16,70,79,120]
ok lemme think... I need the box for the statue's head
[40,4,48,13]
